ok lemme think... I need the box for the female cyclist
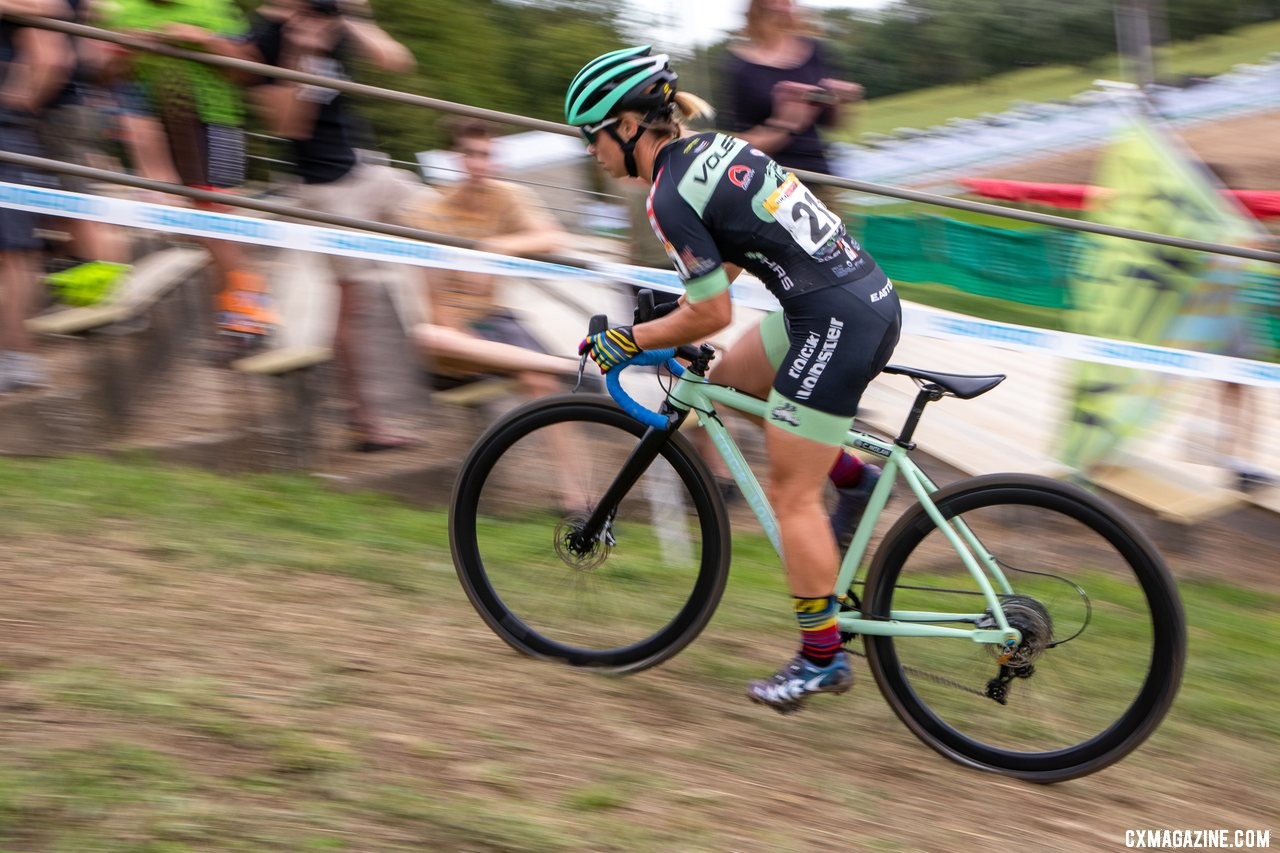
[570,46,901,713]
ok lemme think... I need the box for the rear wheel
[449,394,731,673]
[862,474,1185,782]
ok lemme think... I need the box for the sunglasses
[580,117,619,145]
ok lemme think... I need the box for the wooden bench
[432,377,520,408]
[28,247,210,338]
[1090,457,1243,525]
[27,247,212,429]
[231,345,333,468]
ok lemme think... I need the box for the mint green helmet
[564,45,678,128]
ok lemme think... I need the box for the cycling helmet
[564,45,677,128]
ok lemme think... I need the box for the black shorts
[760,271,901,444]
[0,119,48,252]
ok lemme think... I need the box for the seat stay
[883,364,1006,399]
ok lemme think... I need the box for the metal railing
[1,12,1277,266]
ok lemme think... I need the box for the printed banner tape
[4,181,1277,387]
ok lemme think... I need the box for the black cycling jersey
[646,131,881,304]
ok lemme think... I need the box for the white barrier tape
[5,181,1278,388]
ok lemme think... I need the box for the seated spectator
[100,0,275,345]
[0,0,73,392]
[243,0,426,452]
[402,118,579,395]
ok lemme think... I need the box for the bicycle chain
[843,646,990,698]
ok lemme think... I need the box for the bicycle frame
[663,369,1022,649]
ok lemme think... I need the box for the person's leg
[416,323,579,376]
[0,249,45,390]
[711,312,872,521]
[745,420,855,711]
[0,251,36,354]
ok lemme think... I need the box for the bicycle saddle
[883,365,1006,399]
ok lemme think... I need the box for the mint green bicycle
[449,295,1186,783]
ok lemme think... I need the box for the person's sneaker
[216,272,277,338]
[746,651,854,714]
[830,463,881,551]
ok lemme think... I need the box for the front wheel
[449,394,731,673]
[862,474,1186,783]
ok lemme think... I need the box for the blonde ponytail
[673,91,716,123]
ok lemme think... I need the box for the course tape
[5,181,1278,388]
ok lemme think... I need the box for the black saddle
[883,365,1005,399]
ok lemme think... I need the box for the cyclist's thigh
[707,314,774,401]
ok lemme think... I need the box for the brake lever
[574,313,610,393]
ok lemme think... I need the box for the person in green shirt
[101,0,275,342]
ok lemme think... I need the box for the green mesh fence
[849,213,1079,310]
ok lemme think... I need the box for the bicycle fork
[565,407,692,555]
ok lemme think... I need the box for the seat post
[896,383,945,449]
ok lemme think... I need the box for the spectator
[24,1,129,275]
[402,117,579,396]
[243,0,426,452]
[718,0,863,209]
[0,0,73,392]
[100,0,275,345]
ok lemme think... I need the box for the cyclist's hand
[578,325,642,374]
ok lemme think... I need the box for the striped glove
[578,325,643,374]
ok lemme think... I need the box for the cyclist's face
[585,114,637,180]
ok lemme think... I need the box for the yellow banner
[1057,114,1263,470]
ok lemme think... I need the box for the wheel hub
[554,512,612,571]
[989,594,1054,672]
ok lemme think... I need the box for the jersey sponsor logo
[692,134,740,185]
[869,279,895,303]
[769,402,801,428]
[788,331,822,380]
[794,318,845,401]
[728,165,755,189]
[683,137,710,155]
[678,246,718,278]
[746,251,795,291]
[853,437,893,458]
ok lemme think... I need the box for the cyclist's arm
[633,263,741,350]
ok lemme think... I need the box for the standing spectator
[244,0,426,452]
[0,0,73,392]
[401,117,579,394]
[100,0,275,343]
[718,0,863,209]
[29,0,129,277]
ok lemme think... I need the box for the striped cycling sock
[794,595,841,667]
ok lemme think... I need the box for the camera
[307,0,341,16]
[804,88,838,106]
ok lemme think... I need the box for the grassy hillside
[846,18,1280,140]
[0,455,1277,850]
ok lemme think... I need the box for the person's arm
[478,184,566,258]
[633,265,741,350]
[726,58,822,154]
[0,0,68,14]
[151,24,260,85]
[340,16,413,73]
[1,21,73,114]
